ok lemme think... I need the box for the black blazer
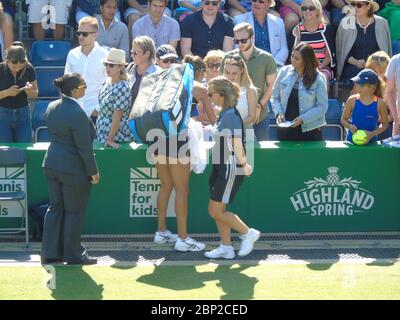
[42,96,98,177]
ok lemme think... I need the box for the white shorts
[28,0,71,25]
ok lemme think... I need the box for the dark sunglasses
[103,62,117,68]
[371,55,388,63]
[207,62,220,69]
[76,31,96,37]
[233,37,251,44]
[351,2,369,8]
[10,60,25,65]
[204,0,219,6]
[301,5,316,11]
[161,58,177,64]
[252,0,267,3]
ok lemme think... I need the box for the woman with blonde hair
[223,55,257,132]
[205,76,259,260]
[96,48,133,148]
[365,51,390,84]
[204,49,225,83]
[292,0,335,85]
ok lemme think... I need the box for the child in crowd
[341,69,389,144]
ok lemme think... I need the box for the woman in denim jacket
[271,42,328,141]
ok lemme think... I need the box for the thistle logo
[0,167,25,217]
[290,167,375,217]
[130,167,175,218]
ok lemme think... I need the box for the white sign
[290,167,375,217]
[130,167,176,218]
[0,167,26,218]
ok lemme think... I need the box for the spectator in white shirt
[65,16,107,123]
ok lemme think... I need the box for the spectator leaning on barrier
[27,0,72,40]
[180,0,235,58]
[96,0,130,60]
[336,0,391,81]
[233,0,289,68]
[41,73,99,266]
[221,22,277,142]
[0,1,14,59]
[127,36,161,106]
[385,53,400,136]
[96,48,133,148]
[0,43,38,143]
[271,43,328,141]
[65,16,108,123]
[132,0,181,49]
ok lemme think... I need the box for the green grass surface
[1,262,399,300]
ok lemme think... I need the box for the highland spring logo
[290,167,375,217]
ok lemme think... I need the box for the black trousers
[41,168,92,263]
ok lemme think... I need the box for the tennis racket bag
[128,63,194,143]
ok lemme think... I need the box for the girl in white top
[223,55,257,130]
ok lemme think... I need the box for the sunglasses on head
[204,0,219,6]
[371,55,388,63]
[76,31,96,37]
[351,1,369,8]
[161,58,177,64]
[301,5,316,11]
[233,37,251,44]
[207,62,220,69]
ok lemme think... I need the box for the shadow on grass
[49,266,104,300]
[136,264,258,299]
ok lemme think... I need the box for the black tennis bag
[128,63,194,143]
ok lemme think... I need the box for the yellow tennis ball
[352,130,368,145]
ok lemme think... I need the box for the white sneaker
[204,245,235,259]
[238,228,260,257]
[174,237,206,252]
[154,230,178,244]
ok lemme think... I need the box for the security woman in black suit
[41,73,100,265]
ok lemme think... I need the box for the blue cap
[351,69,379,85]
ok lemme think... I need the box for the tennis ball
[352,130,368,145]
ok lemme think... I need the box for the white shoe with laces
[174,237,206,252]
[154,230,178,244]
[238,228,260,257]
[204,245,235,259]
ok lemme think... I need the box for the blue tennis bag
[128,63,194,143]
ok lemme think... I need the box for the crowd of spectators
[0,0,399,142]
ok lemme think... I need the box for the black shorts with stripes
[209,163,244,204]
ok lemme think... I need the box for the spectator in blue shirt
[180,0,235,58]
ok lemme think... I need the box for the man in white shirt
[65,16,107,122]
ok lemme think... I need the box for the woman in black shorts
[205,76,260,260]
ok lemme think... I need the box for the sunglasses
[76,31,96,37]
[371,55,388,63]
[350,2,369,8]
[204,0,219,6]
[161,58,177,64]
[207,62,220,69]
[233,37,251,44]
[252,0,267,3]
[77,84,87,89]
[10,60,25,65]
[301,5,316,11]
[103,62,117,68]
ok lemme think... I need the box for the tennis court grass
[1,262,399,299]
